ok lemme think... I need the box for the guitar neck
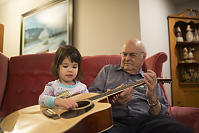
[88,79,145,101]
[88,78,171,101]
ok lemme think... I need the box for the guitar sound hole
[60,101,94,119]
[77,101,90,108]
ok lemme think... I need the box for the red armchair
[0,52,199,133]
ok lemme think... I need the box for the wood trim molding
[0,24,4,52]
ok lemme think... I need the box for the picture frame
[20,0,73,55]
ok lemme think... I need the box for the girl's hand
[54,98,78,109]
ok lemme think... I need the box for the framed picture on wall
[20,0,73,55]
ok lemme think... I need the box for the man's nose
[125,54,132,60]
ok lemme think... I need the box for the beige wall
[0,0,140,57]
[74,0,140,56]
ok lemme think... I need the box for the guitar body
[67,106,112,133]
[1,93,113,133]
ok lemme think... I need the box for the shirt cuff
[159,103,168,115]
[46,97,56,108]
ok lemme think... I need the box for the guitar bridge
[42,109,60,120]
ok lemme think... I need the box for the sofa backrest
[1,52,168,117]
[81,55,121,87]
[144,52,167,78]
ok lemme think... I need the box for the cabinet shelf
[176,41,199,46]
[179,82,199,85]
[178,61,199,64]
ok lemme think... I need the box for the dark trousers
[104,115,193,133]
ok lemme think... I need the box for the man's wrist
[147,98,159,107]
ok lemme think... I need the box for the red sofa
[0,52,199,133]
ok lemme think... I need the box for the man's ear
[142,61,147,72]
[141,53,147,72]
[143,53,147,59]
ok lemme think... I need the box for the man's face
[121,43,145,74]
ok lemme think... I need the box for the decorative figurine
[193,68,199,81]
[196,69,199,81]
[198,28,199,39]
[188,67,194,81]
[193,28,199,41]
[183,69,191,82]
[176,26,184,42]
[188,48,195,60]
[183,47,189,60]
[186,25,193,42]
[182,70,187,82]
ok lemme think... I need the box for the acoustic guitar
[0,78,171,133]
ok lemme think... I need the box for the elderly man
[89,39,193,133]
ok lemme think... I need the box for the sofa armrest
[170,106,199,133]
[0,52,8,109]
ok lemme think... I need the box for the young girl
[39,45,88,109]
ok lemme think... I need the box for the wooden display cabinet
[168,9,199,107]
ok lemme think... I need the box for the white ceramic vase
[186,25,193,42]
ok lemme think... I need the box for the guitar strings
[88,79,145,101]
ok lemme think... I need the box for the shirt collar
[116,65,144,77]
[58,80,79,88]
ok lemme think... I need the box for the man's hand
[144,69,161,115]
[144,69,158,101]
[108,86,134,105]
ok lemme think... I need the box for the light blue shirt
[39,80,88,108]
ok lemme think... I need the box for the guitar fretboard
[88,78,171,101]
[88,79,145,101]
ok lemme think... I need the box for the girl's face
[58,57,78,85]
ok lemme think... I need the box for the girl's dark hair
[51,45,82,80]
